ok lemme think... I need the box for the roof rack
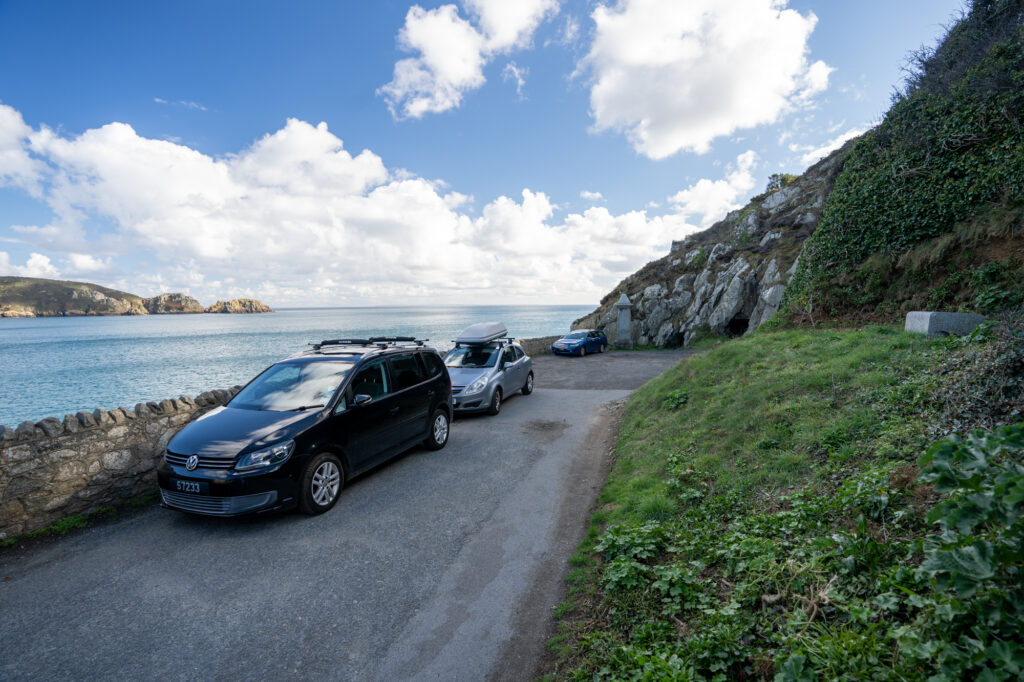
[311,337,427,351]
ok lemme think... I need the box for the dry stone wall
[0,387,240,539]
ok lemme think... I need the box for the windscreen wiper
[293,404,325,411]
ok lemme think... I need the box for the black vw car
[157,337,452,517]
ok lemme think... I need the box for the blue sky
[0,0,964,306]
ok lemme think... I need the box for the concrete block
[905,311,985,337]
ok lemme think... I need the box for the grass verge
[545,323,1024,680]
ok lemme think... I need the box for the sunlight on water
[0,305,591,426]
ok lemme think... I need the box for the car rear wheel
[487,387,502,415]
[599,343,606,353]
[522,372,534,395]
[299,453,344,515]
[423,409,450,450]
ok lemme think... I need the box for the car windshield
[444,345,499,368]
[229,361,353,411]
[564,332,587,339]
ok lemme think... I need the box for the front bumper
[157,459,299,517]
[551,345,585,356]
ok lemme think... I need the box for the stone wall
[517,335,560,356]
[0,388,239,540]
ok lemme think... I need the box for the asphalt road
[0,350,690,682]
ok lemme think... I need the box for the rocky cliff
[205,298,273,314]
[0,277,272,317]
[144,293,204,314]
[574,144,852,347]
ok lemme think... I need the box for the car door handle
[427,390,436,397]
[389,407,400,415]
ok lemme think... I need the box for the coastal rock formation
[573,144,852,347]
[205,298,273,314]
[143,293,204,314]
[0,277,273,316]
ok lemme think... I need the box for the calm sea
[0,305,592,427]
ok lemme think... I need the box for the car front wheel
[522,372,534,395]
[580,347,586,357]
[487,387,502,415]
[299,452,344,515]
[423,409,450,450]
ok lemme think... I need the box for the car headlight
[464,375,490,395]
[236,440,295,471]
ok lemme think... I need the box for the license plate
[173,479,209,495]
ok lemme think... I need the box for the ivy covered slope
[787,0,1024,320]
[545,315,1024,681]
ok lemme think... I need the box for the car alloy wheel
[424,409,450,450]
[522,372,534,395]
[299,452,344,515]
[487,387,502,415]
[580,347,586,357]
[312,461,340,505]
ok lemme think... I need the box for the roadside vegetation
[545,314,1024,680]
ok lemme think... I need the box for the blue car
[551,329,607,356]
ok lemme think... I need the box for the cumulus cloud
[668,151,758,227]
[0,103,758,305]
[582,0,831,159]
[790,126,869,167]
[580,190,604,201]
[0,104,45,197]
[0,251,60,278]
[379,0,558,118]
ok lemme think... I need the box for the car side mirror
[353,394,372,407]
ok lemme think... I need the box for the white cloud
[581,0,831,159]
[791,126,869,167]
[580,190,604,201]
[2,105,759,305]
[379,1,557,118]
[65,253,112,274]
[502,61,528,98]
[668,151,757,227]
[0,103,45,197]
[0,251,60,278]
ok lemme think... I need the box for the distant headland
[0,276,273,317]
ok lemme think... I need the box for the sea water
[0,305,592,426]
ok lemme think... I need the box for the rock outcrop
[143,293,204,314]
[0,277,273,316]
[205,298,273,314]
[574,144,852,347]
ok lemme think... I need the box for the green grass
[0,493,159,548]
[544,324,1024,680]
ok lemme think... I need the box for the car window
[390,353,427,391]
[229,360,352,412]
[502,347,516,365]
[444,345,499,368]
[350,360,390,400]
[512,345,524,360]
[565,332,586,339]
[422,352,445,377]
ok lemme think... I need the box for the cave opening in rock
[726,315,749,337]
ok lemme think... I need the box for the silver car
[444,322,534,415]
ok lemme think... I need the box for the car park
[157,337,452,517]
[551,329,607,356]
[444,322,533,415]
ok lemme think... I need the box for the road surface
[0,350,690,681]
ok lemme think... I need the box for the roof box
[455,321,508,344]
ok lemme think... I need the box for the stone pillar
[615,294,633,349]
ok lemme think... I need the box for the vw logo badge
[185,455,199,471]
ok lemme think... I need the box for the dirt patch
[523,419,571,445]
